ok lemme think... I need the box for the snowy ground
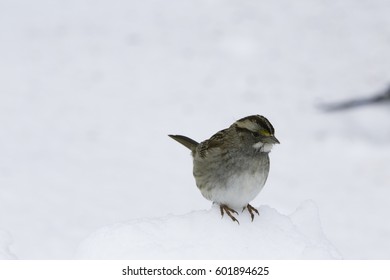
[76,202,341,259]
[0,230,16,260]
[1,0,390,259]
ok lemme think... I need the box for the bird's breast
[195,153,270,209]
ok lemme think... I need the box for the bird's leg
[245,204,259,222]
[220,204,240,224]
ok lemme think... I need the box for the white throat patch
[252,142,273,152]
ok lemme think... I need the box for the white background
[1,0,390,259]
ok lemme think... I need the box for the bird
[169,115,279,223]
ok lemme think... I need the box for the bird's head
[233,115,280,153]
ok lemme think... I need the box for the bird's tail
[168,134,198,151]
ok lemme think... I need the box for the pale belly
[199,167,269,209]
[194,148,271,209]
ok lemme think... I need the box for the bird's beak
[265,135,280,144]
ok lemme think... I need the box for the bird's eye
[252,132,260,137]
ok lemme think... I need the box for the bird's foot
[243,204,259,222]
[220,204,240,224]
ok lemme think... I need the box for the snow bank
[76,201,341,259]
[0,229,17,260]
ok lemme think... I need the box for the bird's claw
[220,204,240,224]
[244,204,259,222]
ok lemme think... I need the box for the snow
[1,0,390,259]
[76,201,341,259]
[0,230,16,260]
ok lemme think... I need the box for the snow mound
[76,201,341,259]
[0,229,17,260]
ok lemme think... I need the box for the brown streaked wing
[198,129,227,158]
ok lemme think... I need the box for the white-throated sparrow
[169,115,279,223]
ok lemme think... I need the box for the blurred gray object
[319,84,390,112]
